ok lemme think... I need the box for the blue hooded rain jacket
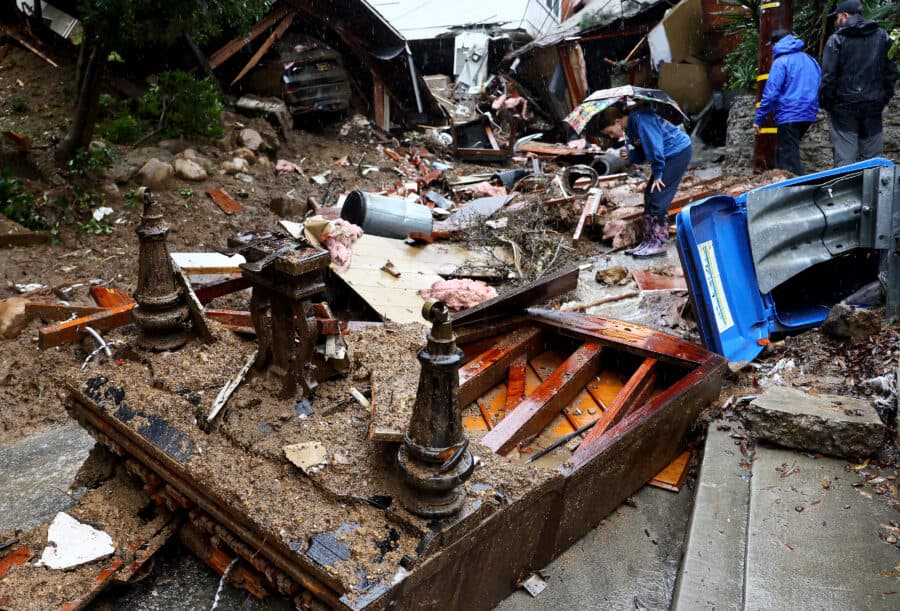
[754,34,821,126]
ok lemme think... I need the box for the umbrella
[564,86,689,135]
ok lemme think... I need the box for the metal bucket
[340,191,433,239]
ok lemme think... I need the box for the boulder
[174,158,208,182]
[239,128,263,151]
[135,158,174,189]
[743,386,885,458]
[0,297,28,340]
[821,303,881,340]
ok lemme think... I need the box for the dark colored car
[242,32,351,116]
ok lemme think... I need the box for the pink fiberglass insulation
[420,279,498,311]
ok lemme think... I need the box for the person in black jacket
[820,0,899,167]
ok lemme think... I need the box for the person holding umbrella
[600,105,692,258]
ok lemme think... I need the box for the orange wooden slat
[578,358,658,448]
[649,450,692,492]
[504,354,527,411]
[480,342,603,455]
[90,286,135,308]
[25,302,107,321]
[458,326,542,408]
[206,188,244,215]
[38,304,135,350]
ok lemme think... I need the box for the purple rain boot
[632,214,669,258]
[625,213,652,255]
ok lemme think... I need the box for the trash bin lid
[677,195,769,365]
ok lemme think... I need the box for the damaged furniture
[677,158,900,363]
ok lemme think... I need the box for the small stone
[235,172,254,183]
[587,407,597,415]
[233,147,257,164]
[595,266,629,285]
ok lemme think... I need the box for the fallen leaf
[853,459,870,471]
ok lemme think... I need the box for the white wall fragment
[37,512,115,569]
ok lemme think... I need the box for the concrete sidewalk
[673,423,900,610]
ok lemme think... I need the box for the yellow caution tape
[760,127,778,134]
[757,73,769,81]
[761,2,780,9]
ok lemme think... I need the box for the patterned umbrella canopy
[564,86,689,135]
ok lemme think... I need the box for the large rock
[743,386,885,458]
[135,158,174,189]
[174,158,207,182]
[0,297,28,340]
[821,303,881,339]
[238,128,263,151]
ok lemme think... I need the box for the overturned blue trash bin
[677,158,899,364]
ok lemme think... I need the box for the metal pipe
[340,191,433,239]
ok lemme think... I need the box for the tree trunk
[56,43,107,163]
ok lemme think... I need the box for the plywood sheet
[336,235,508,324]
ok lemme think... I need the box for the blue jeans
[644,144,692,216]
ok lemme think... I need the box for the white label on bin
[697,240,734,333]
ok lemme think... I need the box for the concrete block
[743,386,885,458]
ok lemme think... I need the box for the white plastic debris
[37,512,115,569]
[521,573,548,597]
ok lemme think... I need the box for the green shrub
[0,168,47,231]
[97,114,142,144]
[139,70,225,139]
[66,146,120,177]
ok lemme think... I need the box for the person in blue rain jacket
[753,30,822,175]
[601,105,692,258]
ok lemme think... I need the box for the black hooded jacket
[820,14,899,115]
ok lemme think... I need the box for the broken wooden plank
[173,264,214,343]
[207,4,291,69]
[230,11,296,86]
[0,215,49,248]
[171,252,246,277]
[458,326,542,407]
[205,309,254,333]
[452,264,579,327]
[206,188,244,215]
[480,342,603,455]
[25,302,107,322]
[573,190,601,243]
[578,358,657,448]
[194,275,252,304]
[90,286,135,308]
[2,130,29,149]
[38,304,135,350]
[649,449,692,492]
[4,29,58,67]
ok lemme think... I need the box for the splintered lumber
[578,358,657,448]
[458,326,542,407]
[205,309,254,334]
[38,304,135,350]
[573,189,602,243]
[480,342,603,455]
[25,302,107,321]
[90,286,135,307]
[173,264,214,342]
[194,275,252,304]
[207,4,291,69]
[206,188,244,215]
[563,291,639,312]
[453,265,579,326]
[230,11,296,86]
